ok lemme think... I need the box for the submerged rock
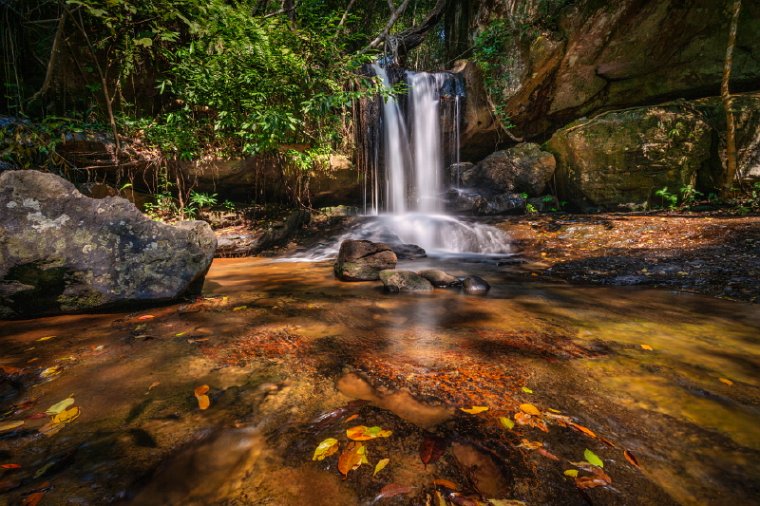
[0,170,216,318]
[418,269,461,288]
[462,276,491,295]
[334,240,397,281]
[379,270,433,293]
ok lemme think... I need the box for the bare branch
[28,10,67,104]
[361,0,411,53]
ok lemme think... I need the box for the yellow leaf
[45,397,75,415]
[640,344,653,351]
[0,420,24,432]
[499,417,515,430]
[232,305,247,311]
[194,384,210,397]
[564,469,579,477]
[521,386,533,394]
[719,377,734,386]
[517,438,543,450]
[373,457,390,476]
[312,438,339,461]
[338,442,365,477]
[36,336,56,342]
[175,331,187,337]
[460,406,489,414]
[346,425,392,441]
[519,403,541,416]
[40,365,62,378]
[52,406,80,424]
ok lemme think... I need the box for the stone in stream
[379,270,434,293]
[390,243,427,260]
[0,170,217,318]
[418,269,461,288]
[462,276,491,295]
[334,239,397,281]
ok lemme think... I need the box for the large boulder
[334,240,397,281]
[378,270,434,293]
[0,170,216,318]
[546,104,713,209]
[474,143,557,197]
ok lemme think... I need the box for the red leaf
[419,434,448,467]
[0,464,21,469]
[22,491,45,506]
[376,483,415,499]
[624,449,640,468]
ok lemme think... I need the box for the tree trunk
[721,0,742,197]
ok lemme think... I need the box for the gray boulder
[418,269,460,288]
[334,240,397,281]
[475,143,556,197]
[379,270,434,293]
[0,170,216,318]
[462,276,491,295]
[475,193,527,215]
[390,243,427,260]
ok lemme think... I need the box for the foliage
[472,19,514,130]
[654,187,678,209]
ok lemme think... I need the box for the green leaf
[134,37,153,47]
[584,448,604,468]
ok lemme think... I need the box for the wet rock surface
[462,276,491,295]
[0,170,216,318]
[418,269,460,288]
[474,143,556,197]
[379,270,434,293]
[334,240,397,281]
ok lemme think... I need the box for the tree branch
[360,0,411,53]
[28,9,67,105]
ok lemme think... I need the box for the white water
[292,63,512,261]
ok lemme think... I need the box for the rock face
[334,240,397,281]
[546,104,713,209]
[378,270,434,293]
[474,143,557,196]
[0,170,217,318]
[466,0,760,143]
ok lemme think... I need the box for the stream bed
[0,258,758,505]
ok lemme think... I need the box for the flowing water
[0,258,758,505]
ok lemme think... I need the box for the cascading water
[294,62,512,261]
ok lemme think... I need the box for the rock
[527,195,560,213]
[462,276,491,295]
[474,193,526,215]
[0,170,216,318]
[474,143,557,196]
[378,270,434,293]
[448,162,476,187]
[464,1,760,141]
[319,205,360,218]
[418,269,460,288]
[390,243,427,260]
[253,209,311,252]
[334,240,397,281]
[546,104,712,210]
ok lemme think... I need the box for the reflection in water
[0,258,757,505]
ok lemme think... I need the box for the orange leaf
[640,344,653,351]
[432,479,458,490]
[624,449,640,468]
[344,414,359,423]
[338,442,365,478]
[459,406,489,414]
[575,468,612,489]
[569,422,597,439]
[514,412,532,425]
[346,425,392,441]
[518,439,543,450]
[137,314,156,321]
[21,491,46,506]
[519,403,541,416]
[196,395,210,410]
[719,377,734,386]
[194,385,210,396]
[376,483,415,499]
[1,464,20,469]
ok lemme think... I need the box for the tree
[721,0,742,197]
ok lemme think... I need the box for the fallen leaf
[0,421,24,432]
[719,377,734,386]
[312,438,339,461]
[26,413,47,420]
[521,386,533,394]
[517,439,543,450]
[575,467,612,489]
[460,406,489,414]
[537,448,560,461]
[624,449,640,468]
[36,336,55,342]
[21,491,45,506]
[45,397,75,416]
[488,500,527,506]
[232,305,247,311]
[344,414,359,423]
[146,381,160,393]
[346,425,392,441]
[519,403,541,416]
[194,385,211,410]
[640,344,653,351]
[419,434,448,466]
[433,478,458,490]
[338,442,365,477]
[33,461,55,479]
[39,365,62,379]
[0,464,21,469]
[548,408,562,413]
[569,422,597,439]
[375,483,415,499]
[499,417,515,430]
[194,385,209,396]
[52,406,80,424]
[563,469,579,477]
[137,314,156,321]
[174,331,187,337]
[583,448,604,468]
[373,457,389,476]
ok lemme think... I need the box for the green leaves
[584,448,604,468]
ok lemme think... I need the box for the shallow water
[0,258,758,505]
